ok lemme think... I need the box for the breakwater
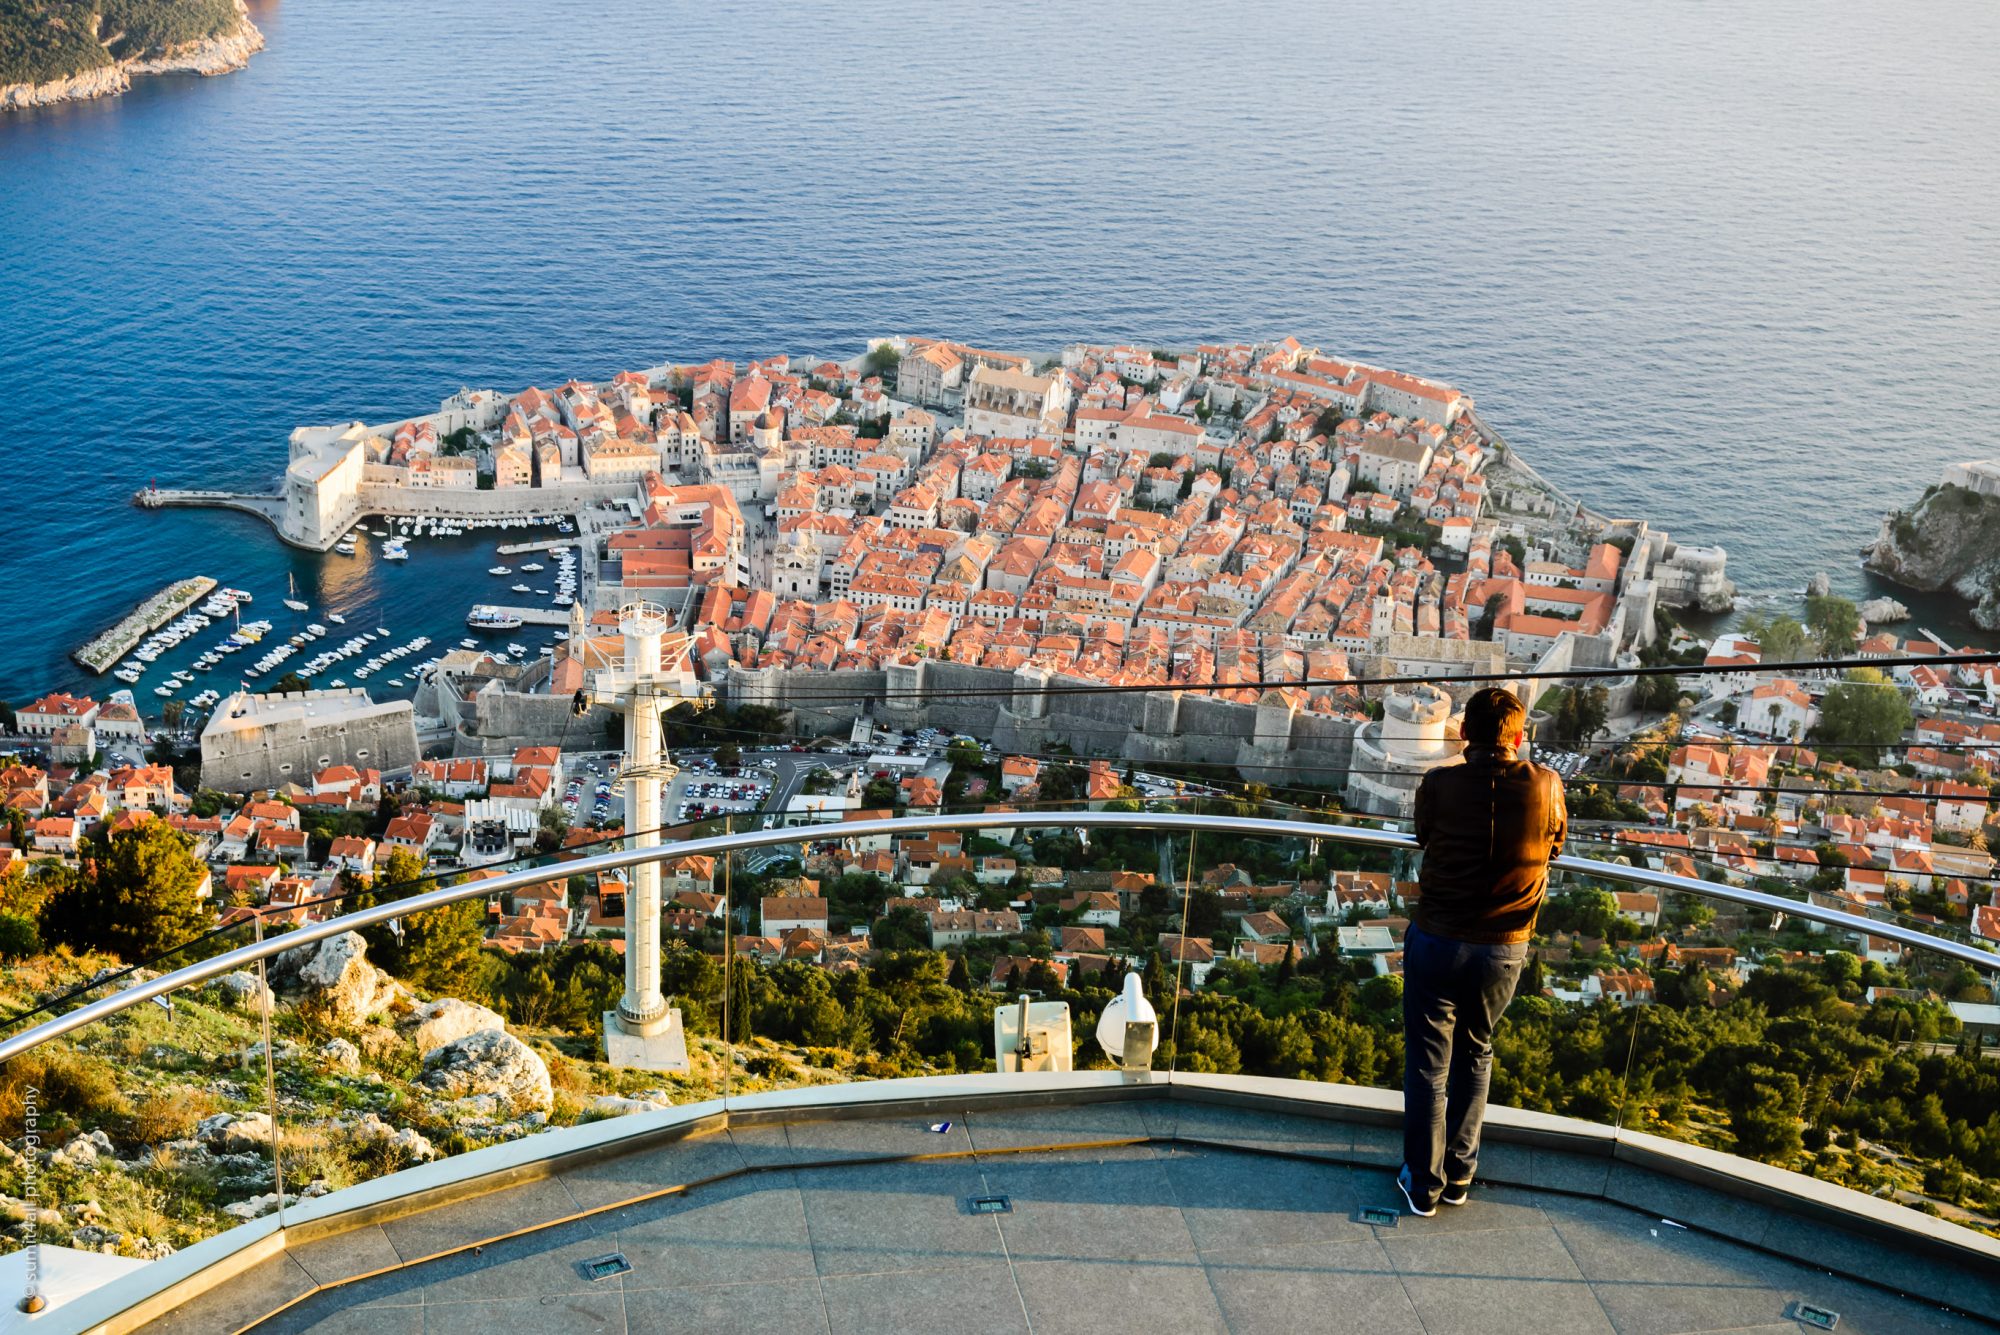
[72,577,217,674]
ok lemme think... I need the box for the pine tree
[946,955,971,991]
[727,956,754,1042]
[393,895,487,995]
[41,823,210,962]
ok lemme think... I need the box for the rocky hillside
[1865,482,2000,630]
[0,935,756,1261]
[0,0,261,111]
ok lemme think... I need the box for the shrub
[0,1045,132,1134]
[129,1088,216,1146]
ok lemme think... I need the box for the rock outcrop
[345,1113,436,1163]
[213,971,273,1010]
[273,932,384,1026]
[1856,596,1910,625]
[417,1030,553,1114]
[591,1094,673,1117]
[402,997,507,1053]
[0,2,265,112]
[196,1111,274,1155]
[1866,483,2000,630]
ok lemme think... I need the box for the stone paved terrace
[138,1090,1996,1335]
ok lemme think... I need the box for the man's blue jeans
[1401,923,1528,1203]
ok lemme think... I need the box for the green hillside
[0,0,239,85]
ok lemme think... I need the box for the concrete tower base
[603,1009,690,1073]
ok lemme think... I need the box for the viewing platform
[9,813,1997,1335]
[100,1075,2000,1334]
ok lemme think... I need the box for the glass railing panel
[1602,914,2000,1234]
[0,951,285,1286]
[244,825,714,1212]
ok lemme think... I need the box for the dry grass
[129,1087,218,1145]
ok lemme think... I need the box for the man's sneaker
[1440,1180,1471,1207]
[1397,1165,1438,1218]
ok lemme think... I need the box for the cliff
[1865,482,2000,630]
[0,0,262,112]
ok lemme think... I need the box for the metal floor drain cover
[1791,1303,1838,1330]
[1360,1206,1400,1227]
[969,1195,1012,1214]
[579,1252,633,1282]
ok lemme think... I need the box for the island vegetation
[0,0,241,86]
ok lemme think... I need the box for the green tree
[1815,669,1910,747]
[1804,596,1861,658]
[864,342,901,379]
[0,911,40,960]
[1634,672,1680,713]
[727,956,754,1041]
[40,823,211,962]
[1740,613,1808,663]
[390,894,488,996]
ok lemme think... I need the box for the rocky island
[0,0,262,112]
[1866,460,2000,629]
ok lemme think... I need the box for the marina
[71,576,218,674]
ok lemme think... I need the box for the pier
[134,487,288,530]
[495,537,579,556]
[471,604,572,627]
[72,576,218,674]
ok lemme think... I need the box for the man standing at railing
[1398,687,1566,1217]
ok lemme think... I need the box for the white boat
[521,562,545,572]
[553,631,570,642]
[222,587,253,603]
[154,685,176,697]
[376,626,391,637]
[460,638,478,649]
[506,643,526,656]
[328,613,346,625]
[512,583,532,593]
[382,543,409,561]
[467,606,524,632]
[334,542,356,556]
[283,573,309,613]
[489,566,512,576]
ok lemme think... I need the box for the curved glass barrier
[2,791,1997,1314]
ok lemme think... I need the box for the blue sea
[3,0,1997,706]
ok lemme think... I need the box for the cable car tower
[591,600,698,1071]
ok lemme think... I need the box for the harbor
[70,576,218,674]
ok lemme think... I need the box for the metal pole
[252,914,286,1230]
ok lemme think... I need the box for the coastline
[0,2,264,113]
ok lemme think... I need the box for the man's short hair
[1462,688,1526,745]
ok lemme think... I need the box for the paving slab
[557,1128,749,1211]
[1011,1256,1227,1335]
[421,1290,626,1334]
[797,1156,1009,1277]
[1385,1222,1617,1335]
[622,1277,827,1334]
[984,1154,1200,1264]
[1163,1147,1371,1254]
[821,1261,1029,1334]
[144,1251,320,1335]
[1200,1236,1428,1335]
[610,1171,816,1290]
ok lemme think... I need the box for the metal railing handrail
[1,810,1992,1065]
